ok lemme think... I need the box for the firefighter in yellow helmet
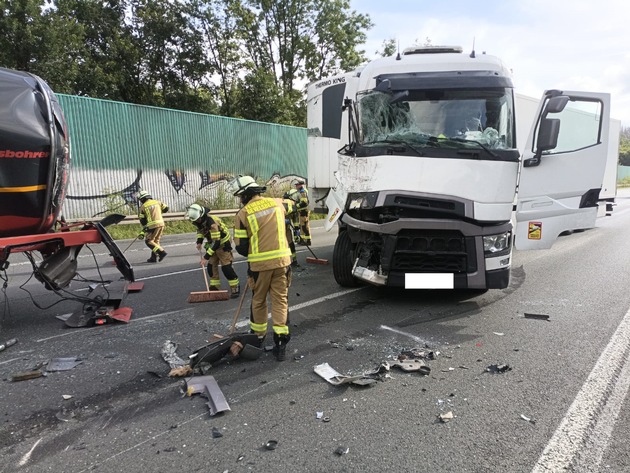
[186,203,240,299]
[292,179,311,246]
[137,190,168,263]
[282,188,300,267]
[230,175,292,361]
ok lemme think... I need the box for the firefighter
[230,175,292,361]
[137,190,168,263]
[186,203,240,299]
[293,179,311,245]
[282,189,300,267]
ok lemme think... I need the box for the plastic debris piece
[524,313,550,321]
[390,359,426,372]
[418,366,431,376]
[322,417,331,423]
[493,332,504,336]
[185,375,230,416]
[62,395,73,400]
[161,340,187,369]
[212,427,223,438]
[0,338,17,352]
[264,440,278,450]
[47,357,82,372]
[486,364,512,374]
[438,411,454,423]
[316,411,324,419]
[520,414,536,424]
[334,446,349,456]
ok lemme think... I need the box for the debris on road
[162,340,187,369]
[438,411,454,423]
[46,357,82,372]
[168,365,192,377]
[184,375,230,416]
[520,414,536,424]
[486,364,512,374]
[264,440,278,450]
[313,362,387,386]
[0,338,17,353]
[334,446,350,456]
[62,394,73,400]
[10,370,44,382]
[524,313,551,321]
[212,427,223,438]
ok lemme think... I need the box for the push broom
[290,222,328,265]
[187,253,229,302]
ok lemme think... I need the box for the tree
[376,38,397,58]
[619,126,630,166]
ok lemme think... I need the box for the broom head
[187,290,229,303]
[306,256,329,265]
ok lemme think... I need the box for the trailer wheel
[333,230,359,287]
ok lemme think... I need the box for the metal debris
[313,362,385,386]
[524,313,550,321]
[46,357,82,372]
[185,375,230,416]
[161,340,187,369]
[486,364,512,374]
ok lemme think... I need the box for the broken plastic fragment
[486,364,512,374]
[524,313,550,321]
[264,440,278,450]
[212,427,223,438]
[334,446,349,456]
[46,357,82,372]
[316,411,324,419]
[520,414,536,424]
[438,411,454,423]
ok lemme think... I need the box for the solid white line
[234,287,364,329]
[18,437,42,467]
[532,306,630,472]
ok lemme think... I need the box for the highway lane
[2,193,630,472]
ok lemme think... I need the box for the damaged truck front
[307,46,611,290]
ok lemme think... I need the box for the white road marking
[17,437,42,467]
[532,305,630,472]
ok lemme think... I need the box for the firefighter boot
[147,252,158,263]
[230,284,240,299]
[158,250,168,262]
[272,334,291,362]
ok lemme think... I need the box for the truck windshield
[357,88,514,152]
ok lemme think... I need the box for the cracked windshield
[358,88,514,152]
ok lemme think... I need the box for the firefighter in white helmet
[230,175,292,361]
[186,203,240,298]
[137,190,168,263]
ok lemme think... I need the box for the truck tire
[333,230,359,287]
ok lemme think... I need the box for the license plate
[405,273,454,289]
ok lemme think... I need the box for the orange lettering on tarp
[0,150,49,158]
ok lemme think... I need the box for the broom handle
[229,284,249,334]
[199,249,210,291]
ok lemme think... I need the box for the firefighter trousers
[247,266,292,337]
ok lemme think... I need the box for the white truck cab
[307,46,611,290]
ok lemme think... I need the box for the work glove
[137,232,145,240]
[162,205,169,213]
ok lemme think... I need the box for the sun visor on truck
[0,67,69,237]
[375,71,513,91]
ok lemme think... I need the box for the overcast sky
[350,0,630,127]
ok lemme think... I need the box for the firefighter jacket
[234,196,292,271]
[296,186,309,211]
[193,208,233,258]
[139,199,168,229]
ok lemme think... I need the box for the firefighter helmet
[137,190,151,200]
[186,204,204,222]
[286,188,300,203]
[293,179,305,186]
[229,175,265,196]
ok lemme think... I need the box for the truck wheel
[333,231,359,287]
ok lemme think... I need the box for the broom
[290,222,328,265]
[187,253,229,303]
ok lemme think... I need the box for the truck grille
[390,231,471,273]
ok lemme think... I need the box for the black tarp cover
[0,67,69,237]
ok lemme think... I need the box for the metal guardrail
[67,209,240,225]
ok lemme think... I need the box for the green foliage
[0,0,372,126]
[619,126,630,166]
[377,38,397,57]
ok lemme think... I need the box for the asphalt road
[3,193,630,473]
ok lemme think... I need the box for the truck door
[514,91,611,250]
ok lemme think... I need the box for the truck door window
[535,99,602,154]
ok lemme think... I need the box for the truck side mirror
[524,118,560,167]
[544,95,569,114]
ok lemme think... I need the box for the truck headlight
[483,231,511,253]
[347,192,379,210]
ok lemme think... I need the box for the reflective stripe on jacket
[194,210,232,256]
[139,199,167,229]
[234,196,291,271]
